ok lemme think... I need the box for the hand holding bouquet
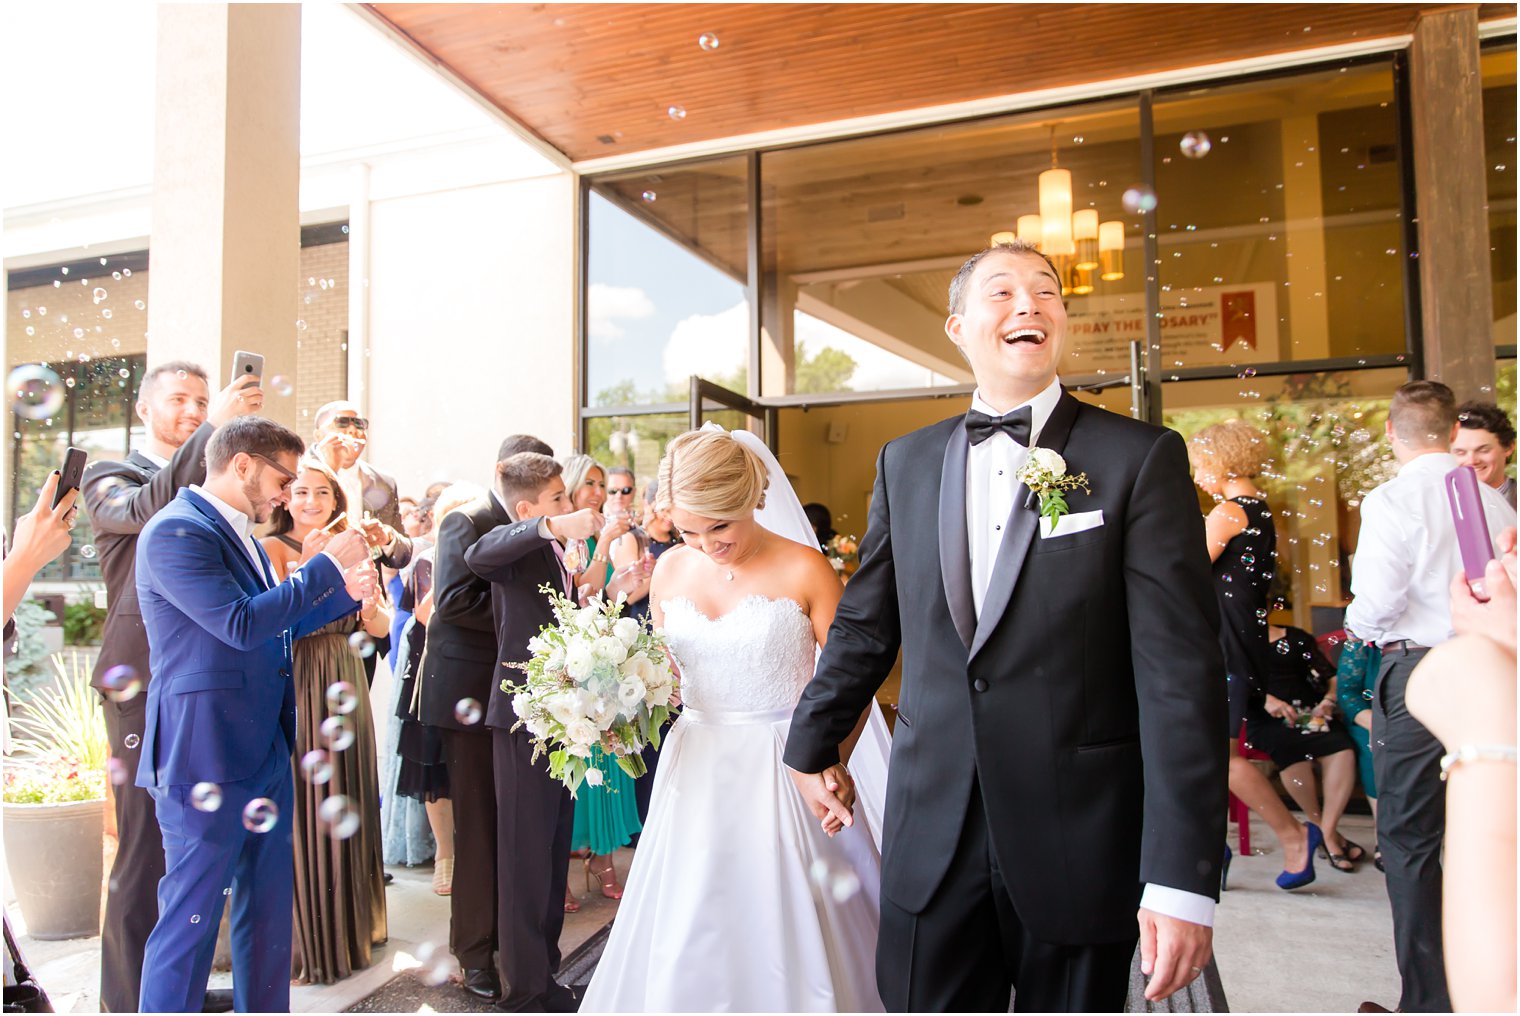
[502,586,678,795]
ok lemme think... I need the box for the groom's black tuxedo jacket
[785,391,1227,945]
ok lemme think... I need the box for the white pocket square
[1039,509,1104,539]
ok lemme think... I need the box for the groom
[786,241,1227,1012]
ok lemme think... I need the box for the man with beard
[134,416,374,1013]
[82,361,261,1012]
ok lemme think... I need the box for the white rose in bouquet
[612,617,641,648]
[621,652,656,684]
[644,668,675,708]
[575,604,600,631]
[1028,447,1066,476]
[592,635,629,665]
[617,676,647,711]
[512,692,532,719]
[526,715,552,739]
[589,696,619,729]
[547,690,584,726]
[546,646,566,674]
[565,718,599,748]
[564,641,595,680]
[527,635,549,656]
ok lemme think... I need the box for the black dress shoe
[202,988,236,1012]
[461,968,503,1001]
[383,871,394,885]
[1357,1003,1394,1013]
[542,982,580,1012]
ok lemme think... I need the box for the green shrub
[62,597,106,646]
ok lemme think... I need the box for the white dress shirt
[966,380,1063,616]
[138,449,170,470]
[188,485,274,588]
[1345,452,1517,647]
[962,380,1215,927]
[337,463,366,524]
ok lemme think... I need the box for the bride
[579,426,888,1013]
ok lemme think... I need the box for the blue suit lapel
[179,489,266,592]
[969,390,1083,661]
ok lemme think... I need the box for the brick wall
[293,239,349,433]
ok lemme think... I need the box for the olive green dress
[281,536,388,985]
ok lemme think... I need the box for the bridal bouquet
[502,585,678,796]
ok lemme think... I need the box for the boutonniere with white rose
[1016,448,1091,533]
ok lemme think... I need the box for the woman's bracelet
[1439,744,1518,781]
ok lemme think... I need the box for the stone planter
[3,798,105,940]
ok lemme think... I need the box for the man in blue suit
[135,416,373,1013]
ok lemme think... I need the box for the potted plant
[3,652,109,940]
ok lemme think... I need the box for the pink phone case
[1445,465,1495,602]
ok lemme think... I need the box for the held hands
[324,529,370,571]
[548,508,604,543]
[786,764,856,837]
[10,472,78,568]
[358,516,395,551]
[208,377,264,426]
[1138,908,1213,1002]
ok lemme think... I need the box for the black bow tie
[965,407,1032,446]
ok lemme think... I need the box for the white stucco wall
[361,172,577,498]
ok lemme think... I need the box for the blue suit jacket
[135,489,358,789]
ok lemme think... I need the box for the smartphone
[1445,464,1496,602]
[54,446,88,509]
[230,350,264,388]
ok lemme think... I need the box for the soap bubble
[80,545,98,560]
[667,105,687,120]
[454,698,483,726]
[191,782,223,812]
[415,941,454,986]
[325,681,359,715]
[8,364,65,420]
[1180,131,1212,159]
[102,665,142,703]
[301,749,333,785]
[318,795,361,839]
[107,757,130,785]
[320,715,356,752]
[1121,184,1157,214]
[268,375,294,397]
[642,190,657,203]
[124,732,140,749]
[698,32,720,50]
[347,632,376,659]
[242,797,279,833]
[92,287,108,304]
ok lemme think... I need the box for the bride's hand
[820,764,856,835]
[787,765,854,837]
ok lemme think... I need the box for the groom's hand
[787,765,854,836]
[1137,908,1213,1002]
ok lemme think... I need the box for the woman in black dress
[1251,624,1365,871]
[1188,421,1319,890]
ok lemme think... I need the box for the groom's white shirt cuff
[1140,884,1215,927]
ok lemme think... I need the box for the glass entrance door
[688,376,775,447]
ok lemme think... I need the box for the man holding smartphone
[1346,380,1516,1014]
[81,360,262,1013]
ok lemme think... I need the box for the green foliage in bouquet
[503,586,679,797]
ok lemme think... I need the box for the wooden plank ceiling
[365,3,1512,164]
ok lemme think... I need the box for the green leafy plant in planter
[61,596,106,647]
[4,652,109,805]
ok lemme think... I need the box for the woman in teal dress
[1335,632,1383,869]
[561,454,643,904]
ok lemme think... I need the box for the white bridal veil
[701,422,893,850]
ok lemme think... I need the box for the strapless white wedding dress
[579,595,885,1013]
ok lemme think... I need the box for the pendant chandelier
[991,131,1126,296]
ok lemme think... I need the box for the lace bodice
[659,595,817,714]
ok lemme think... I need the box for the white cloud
[794,313,956,391]
[588,283,656,341]
[662,302,748,382]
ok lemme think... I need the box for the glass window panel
[585,409,749,493]
[1483,46,1517,349]
[588,158,750,407]
[760,99,1145,395]
[1153,62,1405,367]
[1163,367,1408,632]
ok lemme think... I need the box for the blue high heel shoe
[1275,822,1322,890]
[1221,844,1233,893]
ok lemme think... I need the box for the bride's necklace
[722,543,764,581]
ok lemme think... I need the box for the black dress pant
[492,727,574,1011]
[99,697,164,1013]
[1372,647,1452,1012]
[876,782,1136,1013]
[441,728,498,970]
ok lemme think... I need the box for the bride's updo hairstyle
[656,430,769,521]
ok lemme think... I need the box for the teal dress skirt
[1334,637,1382,799]
[570,536,644,855]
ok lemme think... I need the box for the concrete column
[1410,6,1496,400]
[147,4,302,429]
[1280,116,1331,360]
[347,163,371,418]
